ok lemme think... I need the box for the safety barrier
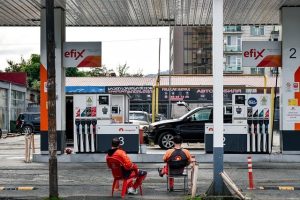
[0,186,35,191]
[247,156,255,190]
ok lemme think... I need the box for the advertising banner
[107,86,152,101]
[63,42,101,67]
[282,8,300,131]
[73,94,97,118]
[242,41,281,67]
[159,87,244,102]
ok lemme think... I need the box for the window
[227,36,231,45]
[250,67,265,75]
[32,114,40,121]
[250,26,264,36]
[190,108,212,121]
[10,90,25,121]
[129,113,149,122]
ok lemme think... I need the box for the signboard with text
[282,8,300,131]
[63,42,102,68]
[242,41,281,67]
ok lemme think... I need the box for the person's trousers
[131,170,147,189]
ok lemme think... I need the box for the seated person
[106,137,147,195]
[158,135,192,191]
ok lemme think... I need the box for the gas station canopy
[0,0,299,26]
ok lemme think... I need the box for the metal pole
[270,67,279,153]
[8,83,11,133]
[213,0,224,195]
[46,0,58,198]
[168,30,172,119]
[156,38,161,116]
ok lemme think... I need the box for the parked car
[16,112,40,134]
[129,111,151,131]
[146,106,232,149]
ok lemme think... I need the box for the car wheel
[23,126,33,134]
[158,132,175,149]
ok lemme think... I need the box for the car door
[178,108,212,142]
[32,114,40,132]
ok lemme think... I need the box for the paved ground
[1,134,300,200]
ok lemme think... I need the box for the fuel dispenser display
[73,93,132,153]
[233,94,271,153]
[205,93,272,154]
[73,94,100,153]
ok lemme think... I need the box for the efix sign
[242,41,281,67]
[63,42,101,67]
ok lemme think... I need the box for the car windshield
[129,113,148,122]
[178,107,203,120]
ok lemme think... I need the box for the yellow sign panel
[86,96,93,106]
[288,99,298,106]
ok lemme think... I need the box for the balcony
[224,65,243,74]
[224,45,242,53]
[224,26,242,33]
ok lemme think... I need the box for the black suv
[146,106,232,149]
[16,112,40,134]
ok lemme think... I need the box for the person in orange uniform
[158,135,192,191]
[106,137,147,195]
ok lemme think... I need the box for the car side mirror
[185,117,192,122]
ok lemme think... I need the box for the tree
[116,63,130,77]
[116,64,143,77]
[131,68,144,77]
[65,68,87,77]
[5,54,40,90]
[87,66,108,77]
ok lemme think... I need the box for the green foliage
[5,54,142,89]
[65,67,86,77]
[87,66,109,77]
[131,68,144,77]
[117,63,130,77]
[116,64,143,77]
[5,54,40,90]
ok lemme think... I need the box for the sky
[0,27,169,75]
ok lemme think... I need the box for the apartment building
[171,25,280,75]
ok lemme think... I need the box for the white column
[213,0,224,194]
[281,7,300,154]
[40,8,66,154]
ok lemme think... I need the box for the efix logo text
[64,49,85,60]
[244,49,265,60]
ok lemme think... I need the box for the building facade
[0,82,26,132]
[0,73,27,133]
[171,25,280,75]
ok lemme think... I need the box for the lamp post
[159,18,175,119]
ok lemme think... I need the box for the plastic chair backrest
[106,157,124,179]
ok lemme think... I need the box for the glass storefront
[10,90,25,121]
[0,89,8,130]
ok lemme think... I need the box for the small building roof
[66,75,279,88]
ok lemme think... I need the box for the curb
[258,186,299,190]
[0,187,36,191]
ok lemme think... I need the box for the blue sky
[0,27,169,75]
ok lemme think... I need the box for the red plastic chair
[106,157,142,198]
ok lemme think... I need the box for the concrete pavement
[1,134,300,199]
